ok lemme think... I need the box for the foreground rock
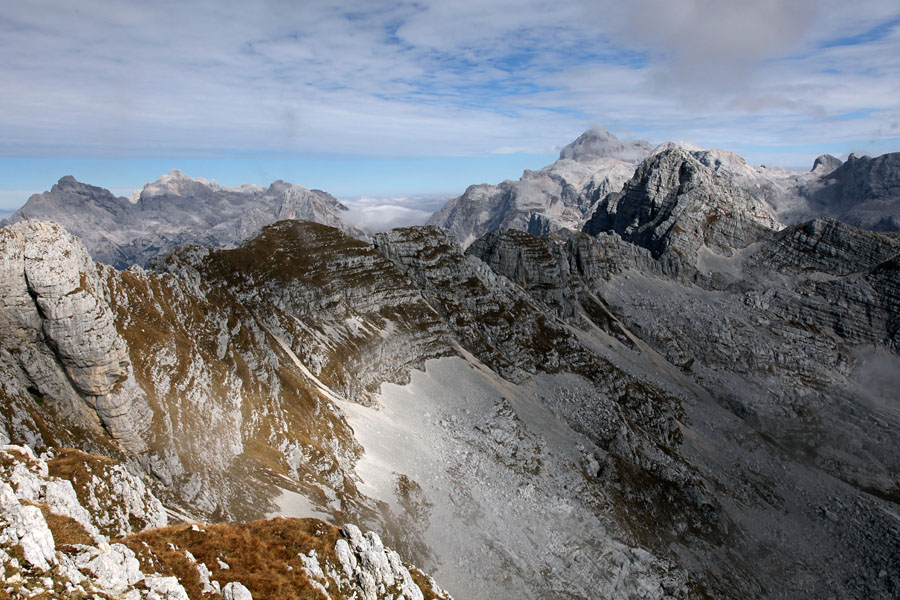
[0,444,451,600]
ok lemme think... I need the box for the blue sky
[1,0,899,214]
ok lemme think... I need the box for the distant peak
[52,175,91,193]
[581,127,619,142]
[558,128,652,163]
[811,154,842,174]
[141,170,221,197]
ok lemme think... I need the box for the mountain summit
[558,127,653,163]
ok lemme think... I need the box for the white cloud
[341,195,450,233]
[0,0,898,169]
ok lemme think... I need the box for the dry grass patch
[123,517,349,600]
[46,448,116,481]
[39,506,94,547]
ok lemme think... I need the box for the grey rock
[800,151,900,231]
[0,481,56,572]
[336,524,428,600]
[75,543,143,594]
[143,575,190,600]
[582,147,779,268]
[222,581,254,600]
[0,221,152,449]
[811,154,843,174]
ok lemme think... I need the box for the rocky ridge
[429,129,900,250]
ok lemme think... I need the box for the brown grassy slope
[125,518,341,600]
[122,517,449,600]
[101,261,369,523]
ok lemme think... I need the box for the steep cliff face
[0,222,152,451]
[2,171,367,268]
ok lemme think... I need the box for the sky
[2,0,900,217]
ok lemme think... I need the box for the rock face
[583,147,779,266]
[1,170,367,268]
[428,128,647,246]
[0,221,152,449]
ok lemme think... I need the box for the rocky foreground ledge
[0,444,451,600]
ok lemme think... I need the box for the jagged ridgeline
[1,130,899,600]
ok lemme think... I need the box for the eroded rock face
[0,222,151,447]
[21,225,128,397]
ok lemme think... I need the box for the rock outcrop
[0,221,152,449]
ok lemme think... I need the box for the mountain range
[0,129,898,600]
[1,170,367,268]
